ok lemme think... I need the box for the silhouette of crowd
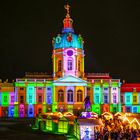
[94,117,140,140]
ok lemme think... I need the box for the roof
[121,83,140,92]
[85,73,111,79]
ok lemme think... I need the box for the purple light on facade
[81,112,98,119]
[67,50,73,56]
[19,104,25,117]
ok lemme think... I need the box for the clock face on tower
[67,50,73,56]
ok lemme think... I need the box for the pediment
[54,75,87,83]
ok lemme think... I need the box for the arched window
[58,89,64,102]
[67,89,73,102]
[68,59,72,70]
[78,60,80,71]
[58,60,62,71]
[77,90,83,102]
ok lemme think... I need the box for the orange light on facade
[53,120,58,123]
[69,121,74,125]
[130,118,140,126]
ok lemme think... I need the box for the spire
[62,4,74,33]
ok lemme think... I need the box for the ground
[0,118,67,140]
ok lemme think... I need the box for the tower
[52,4,85,79]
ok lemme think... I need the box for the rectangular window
[29,95,32,103]
[47,92,52,104]
[20,96,24,103]
[126,107,131,112]
[95,95,99,103]
[38,95,42,103]
[126,95,130,103]
[46,119,52,131]
[121,95,124,103]
[95,88,99,91]
[104,88,108,91]
[68,60,72,70]
[113,107,117,113]
[113,88,117,90]
[29,88,32,90]
[38,87,42,90]
[133,107,137,113]
[11,96,15,103]
[20,87,24,90]
[4,96,7,102]
[78,60,80,71]
[47,87,51,90]
[58,121,68,133]
[113,95,117,103]
[133,96,137,102]
[96,107,99,114]
[104,95,108,103]
[58,60,62,71]
[87,87,90,91]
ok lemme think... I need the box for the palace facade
[0,5,139,117]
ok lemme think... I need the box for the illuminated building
[121,83,140,113]
[0,4,139,118]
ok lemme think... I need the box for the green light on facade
[15,83,26,87]
[103,83,109,87]
[2,92,9,106]
[58,121,68,133]
[110,104,118,113]
[14,106,18,117]
[91,104,101,115]
[27,83,36,86]
[46,119,52,131]
[36,83,44,87]
[111,82,118,87]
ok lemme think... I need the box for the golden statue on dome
[64,4,70,17]
[64,4,70,14]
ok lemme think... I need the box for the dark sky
[0,0,140,83]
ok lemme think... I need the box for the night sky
[0,0,140,83]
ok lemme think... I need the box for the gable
[54,75,87,83]
[53,75,87,86]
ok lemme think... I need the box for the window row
[121,95,139,103]
[94,94,117,104]
[94,87,118,91]
[1,94,52,105]
[19,87,51,91]
[57,60,81,71]
[58,89,83,102]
